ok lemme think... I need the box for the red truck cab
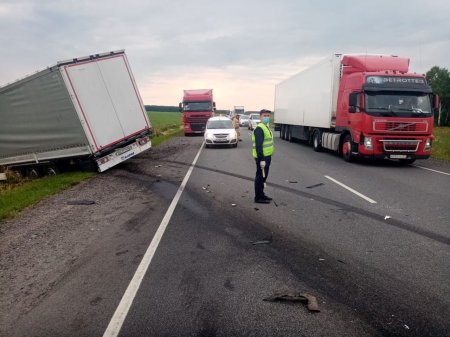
[336,55,437,163]
[179,89,216,136]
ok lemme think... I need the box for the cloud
[1,0,450,109]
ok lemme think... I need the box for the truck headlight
[424,138,432,151]
[364,137,373,150]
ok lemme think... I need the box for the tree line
[426,66,450,126]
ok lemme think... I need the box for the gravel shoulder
[0,136,203,337]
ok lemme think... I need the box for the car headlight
[204,131,214,140]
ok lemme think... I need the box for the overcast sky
[1,0,450,111]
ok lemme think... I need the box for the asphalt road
[118,129,450,336]
[4,129,449,337]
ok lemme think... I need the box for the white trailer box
[0,50,152,173]
[275,54,342,128]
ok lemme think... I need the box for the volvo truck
[275,54,438,163]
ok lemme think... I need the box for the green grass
[0,172,94,220]
[432,127,450,161]
[147,110,183,147]
[0,111,183,222]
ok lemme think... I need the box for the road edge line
[102,140,205,337]
[324,175,377,204]
[413,165,450,176]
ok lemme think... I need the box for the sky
[1,0,450,111]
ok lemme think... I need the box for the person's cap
[259,109,272,115]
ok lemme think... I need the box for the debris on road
[67,200,96,205]
[154,165,163,168]
[404,324,410,330]
[231,204,237,207]
[337,259,347,264]
[306,183,324,189]
[263,292,320,312]
[273,200,278,207]
[384,215,391,220]
[252,240,271,245]
[254,208,259,211]
[319,258,325,261]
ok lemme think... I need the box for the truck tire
[26,167,40,179]
[313,130,322,152]
[342,134,355,162]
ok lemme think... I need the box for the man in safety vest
[252,109,274,204]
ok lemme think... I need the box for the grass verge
[0,172,94,220]
[147,110,183,147]
[1,111,183,221]
[432,127,450,161]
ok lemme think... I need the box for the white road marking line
[413,165,450,176]
[103,141,205,337]
[324,175,377,204]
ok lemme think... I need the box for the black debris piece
[263,292,320,312]
[67,200,96,205]
[306,183,324,189]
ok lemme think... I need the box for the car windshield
[365,92,432,117]
[183,102,212,111]
[240,115,249,120]
[251,114,260,120]
[207,119,233,129]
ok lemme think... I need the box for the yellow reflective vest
[252,123,274,158]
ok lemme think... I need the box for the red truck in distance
[179,89,216,136]
[275,54,439,163]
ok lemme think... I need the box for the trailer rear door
[61,53,150,151]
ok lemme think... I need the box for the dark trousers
[254,156,271,200]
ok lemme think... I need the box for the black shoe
[255,198,270,204]
[263,195,272,201]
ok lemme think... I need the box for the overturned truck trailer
[0,50,152,177]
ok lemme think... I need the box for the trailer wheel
[26,168,40,179]
[286,126,292,142]
[313,130,322,152]
[342,135,355,162]
[46,166,59,176]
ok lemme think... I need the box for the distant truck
[233,106,245,116]
[275,54,438,163]
[0,50,152,177]
[179,89,215,136]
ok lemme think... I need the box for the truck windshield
[365,92,432,117]
[183,102,212,111]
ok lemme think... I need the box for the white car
[248,113,261,130]
[204,116,238,148]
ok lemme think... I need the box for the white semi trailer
[0,50,152,176]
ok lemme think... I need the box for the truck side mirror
[179,103,182,112]
[433,94,440,112]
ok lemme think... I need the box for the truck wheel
[313,130,322,152]
[46,166,59,176]
[342,135,355,162]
